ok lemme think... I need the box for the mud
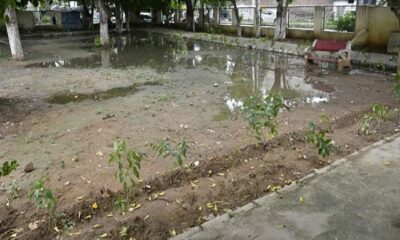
[0,31,399,240]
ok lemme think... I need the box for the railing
[33,11,57,26]
[238,7,255,25]
[220,8,233,25]
[260,7,277,26]
[169,5,356,33]
[288,6,314,29]
[323,5,356,32]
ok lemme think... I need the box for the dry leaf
[93,224,103,229]
[28,222,38,231]
[100,233,109,238]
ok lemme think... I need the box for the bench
[305,39,352,71]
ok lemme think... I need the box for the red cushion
[315,40,347,52]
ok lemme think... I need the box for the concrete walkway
[173,134,400,240]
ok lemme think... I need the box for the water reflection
[27,32,334,114]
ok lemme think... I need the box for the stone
[24,162,34,173]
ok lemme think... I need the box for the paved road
[173,134,400,240]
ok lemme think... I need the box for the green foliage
[150,137,189,167]
[94,36,101,48]
[319,113,332,133]
[29,178,58,222]
[243,93,287,142]
[333,11,356,32]
[306,122,332,158]
[109,140,144,197]
[360,104,390,135]
[113,196,129,213]
[0,160,19,177]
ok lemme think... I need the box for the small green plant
[113,195,129,213]
[243,93,288,142]
[29,178,58,225]
[319,113,332,133]
[109,140,144,198]
[5,180,20,208]
[94,36,101,47]
[360,104,390,135]
[0,160,19,177]
[150,137,189,167]
[306,122,332,158]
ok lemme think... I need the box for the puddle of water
[26,32,336,114]
[46,84,139,104]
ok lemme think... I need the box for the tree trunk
[98,0,110,47]
[186,0,194,31]
[255,0,261,38]
[5,7,24,61]
[115,0,123,34]
[274,0,288,40]
[81,1,90,30]
[232,0,241,37]
[125,9,131,32]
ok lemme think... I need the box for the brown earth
[0,34,399,240]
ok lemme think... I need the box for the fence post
[199,8,204,26]
[314,6,324,39]
[213,7,220,25]
[174,9,179,24]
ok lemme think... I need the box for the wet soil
[0,32,399,240]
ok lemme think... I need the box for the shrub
[334,11,356,32]
[243,93,288,142]
[359,104,390,135]
[306,122,332,158]
[29,178,58,224]
[150,138,189,168]
[109,140,144,198]
[0,160,19,177]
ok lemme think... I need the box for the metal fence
[170,5,357,32]
[323,5,356,32]
[220,8,233,25]
[238,7,255,25]
[260,7,276,26]
[288,6,314,29]
[33,11,57,25]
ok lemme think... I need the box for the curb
[171,132,400,240]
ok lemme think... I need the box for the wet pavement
[173,134,400,240]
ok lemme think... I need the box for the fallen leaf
[144,215,150,220]
[169,229,176,237]
[299,196,305,203]
[100,233,109,238]
[96,151,104,156]
[93,224,103,229]
[92,202,98,209]
[210,183,217,188]
[159,191,165,196]
[68,232,81,237]
[28,222,38,231]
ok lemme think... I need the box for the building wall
[365,6,399,46]
[17,11,35,31]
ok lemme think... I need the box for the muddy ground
[0,32,399,239]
